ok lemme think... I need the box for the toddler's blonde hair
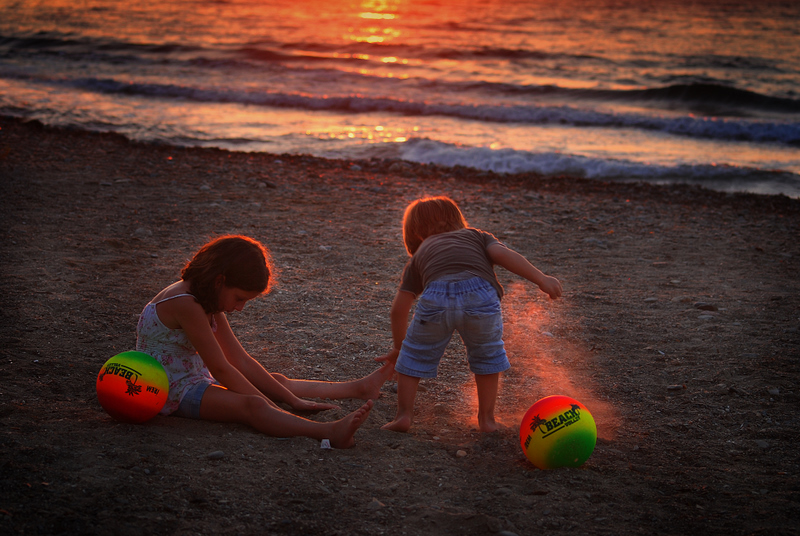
[402,196,468,255]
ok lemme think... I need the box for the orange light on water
[347,0,403,46]
[356,35,386,43]
[360,12,396,20]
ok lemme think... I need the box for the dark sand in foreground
[1,117,799,535]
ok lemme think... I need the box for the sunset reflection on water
[3,0,797,194]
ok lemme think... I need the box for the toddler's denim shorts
[173,379,218,419]
[396,276,509,378]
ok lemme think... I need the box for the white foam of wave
[397,138,800,197]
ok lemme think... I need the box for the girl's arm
[212,314,326,410]
[171,299,267,398]
[487,243,562,299]
[169,297,316,409]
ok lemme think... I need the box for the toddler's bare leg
[475,372,500,433]
[381,373,420,432]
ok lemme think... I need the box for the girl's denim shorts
[396,276,509,378]
[173,379,218,419]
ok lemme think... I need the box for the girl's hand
[290,399,338,412]
[375,347,400,364]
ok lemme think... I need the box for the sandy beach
[1,115,799,535]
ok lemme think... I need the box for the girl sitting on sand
[136,235,393,448]
[380,196,562,433]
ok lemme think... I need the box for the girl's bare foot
[356,362,395,400]
[381,413,412,433]
[328,400,374,448]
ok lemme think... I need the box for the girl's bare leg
[199,385,373,448]
[274,361,395,401]
[474,372,500,433]
[381,372,419,432]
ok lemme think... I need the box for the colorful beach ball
[519,395,597,469]
[96,351,168,423]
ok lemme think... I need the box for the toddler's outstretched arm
[376,290,415,364]
[487,243,562,299]
[390,290,416,349]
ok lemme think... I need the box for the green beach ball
[519,395,597,469]
[96,351,168,423]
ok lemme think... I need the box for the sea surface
[2,0,799,197]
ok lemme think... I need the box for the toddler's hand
[375,347,399,364]
[539,276,563,299]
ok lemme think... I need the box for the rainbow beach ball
[519,395,597,469]
[96,351,168,423]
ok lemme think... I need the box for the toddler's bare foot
[328,400,373,449]
[381,414,412,433]
[356,362,395,400]
[478,414,500,433]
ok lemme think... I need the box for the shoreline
[1,115,799,535]
[3,115,800,202]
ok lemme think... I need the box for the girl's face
[217,285,261,314]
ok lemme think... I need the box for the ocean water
[1,0,799,197]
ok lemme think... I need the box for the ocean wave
[3,39,799,146]
[43,76,799,146]
[589,84,800,114]
[0,32,565,66]
[393,138,800,196]
[459,81,800,115]
[5,32,799,116]
[0,33,202,56]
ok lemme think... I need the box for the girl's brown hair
[402,196,468,255]
[181,235,273,313]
